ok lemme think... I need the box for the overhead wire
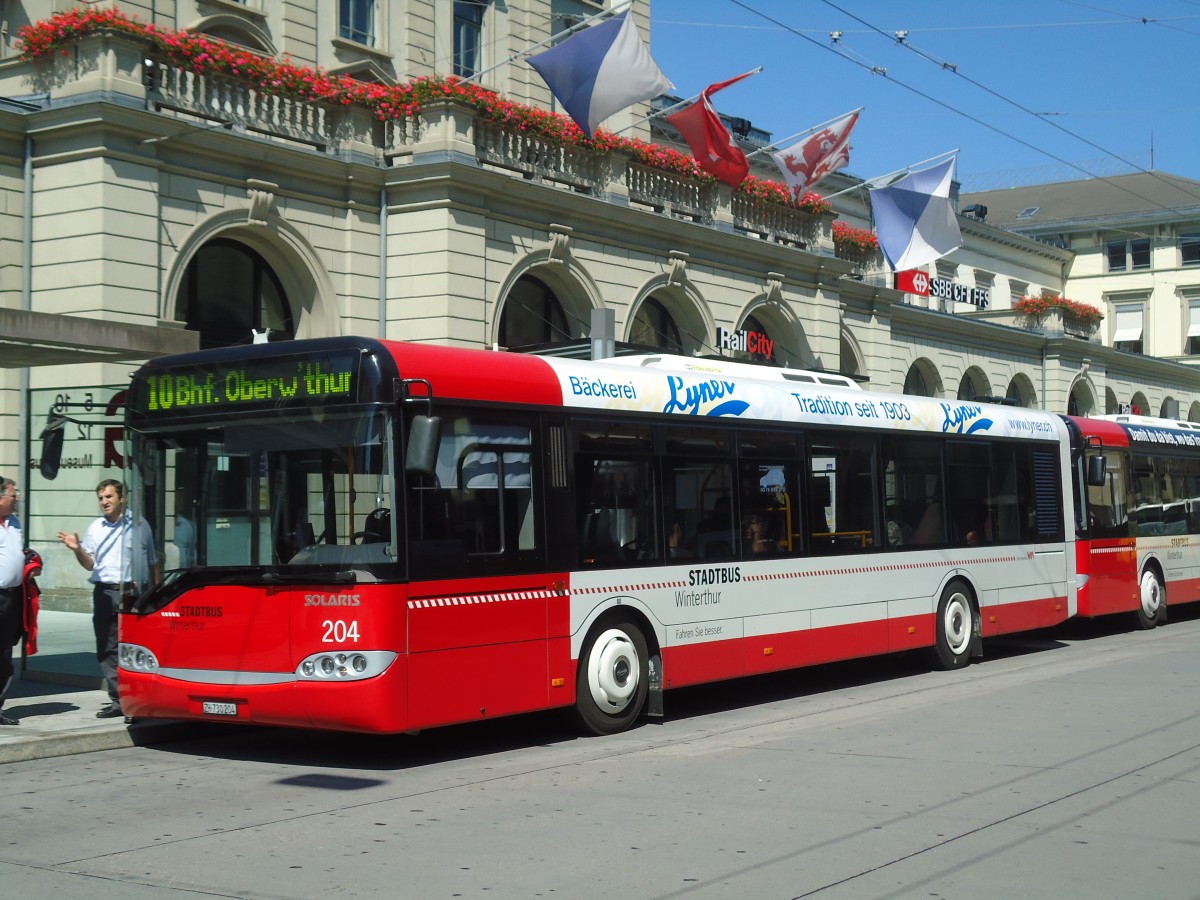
[1054,0,1200,37]
[722,0,1200,226]
[655,14,1200,35]
[724,1,1109,178]
[815,0,1200,211]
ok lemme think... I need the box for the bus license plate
[202,701,238,717]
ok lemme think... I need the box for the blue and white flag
[869,157,962,271]
[528,10,673,136]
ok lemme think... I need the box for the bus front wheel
[1135,569,1165,630]
[931,581,974,670]
[575,621,649,736]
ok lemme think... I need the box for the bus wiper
[262,569,357,585]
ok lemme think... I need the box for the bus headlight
[295,650,397,682]
[118,643,159,673]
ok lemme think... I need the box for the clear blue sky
[649,1,1200,191]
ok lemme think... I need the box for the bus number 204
[322,620,360,643]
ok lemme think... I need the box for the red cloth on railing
[22,549,41,656]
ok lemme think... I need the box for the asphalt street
[2,608,1199,899]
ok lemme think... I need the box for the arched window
[201,26,269,53]
[903,363,933,397]
[179,239,293,349]
[1069,385,1096,417]
[498,275,572,348]
[839,329,863,380]
[194,15,276,55]
[1006,375,1036,409]
[630,296,684,352]
[957,373,978,402]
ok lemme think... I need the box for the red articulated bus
[116,337,1077,735]
[1068,414,1200,628]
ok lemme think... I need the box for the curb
[0,719,222,766]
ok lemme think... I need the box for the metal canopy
[0,309,199,368]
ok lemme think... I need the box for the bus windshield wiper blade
[262,569,356,584]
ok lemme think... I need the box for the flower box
[1014,291,1102,338]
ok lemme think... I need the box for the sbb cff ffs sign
[895,270,991,309]
[895,269,930,295]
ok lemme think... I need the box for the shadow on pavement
[5,700,84,719]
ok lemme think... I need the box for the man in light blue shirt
[57,479,159,719]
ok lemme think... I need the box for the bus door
[403,410,557,728]
[1082,447,1136,615]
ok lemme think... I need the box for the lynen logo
[940,403,993,435]
[662,375,750,417]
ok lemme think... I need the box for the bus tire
[931,581,974,670]
[575,620,649,736]
[1135,568,1164,630]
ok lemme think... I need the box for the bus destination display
[137,353,360,414]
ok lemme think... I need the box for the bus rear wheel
[575,621,649,736]
[1135,569,1164,630]
[931,581,974,670]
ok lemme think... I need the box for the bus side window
[577,456,658,567]
[946,441,991,548]
[408,414,538,579]
[1086,450,1130,537]
[882,436,944,549]
[808,434,880,555]
[737,459,801,559]
[670,463,734,561]
[1185,456,1200,533]
[574,422,658,568]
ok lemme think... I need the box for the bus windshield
[132,409,397,573]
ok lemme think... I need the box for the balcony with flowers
[13,7,846,257]
[1014,290,1104,340]
[831,220,882,280]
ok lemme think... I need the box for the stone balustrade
[1017,310,1101,342]
[152,62,333,150]
[16,29,844,256]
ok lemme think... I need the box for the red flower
[1015,290,1103,328]
[15,8,831,207]
[831,220,879,252]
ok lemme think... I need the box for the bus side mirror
[39,415,66,480]
[406,415,441,480]
[1086,455,1106,487]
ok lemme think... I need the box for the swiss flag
[666,71,755,188]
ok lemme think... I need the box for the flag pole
[610,65,764,137]
[745,107,864,160]
[459,0,633,84]
[821,148,958,201]
[610,92,703,137]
